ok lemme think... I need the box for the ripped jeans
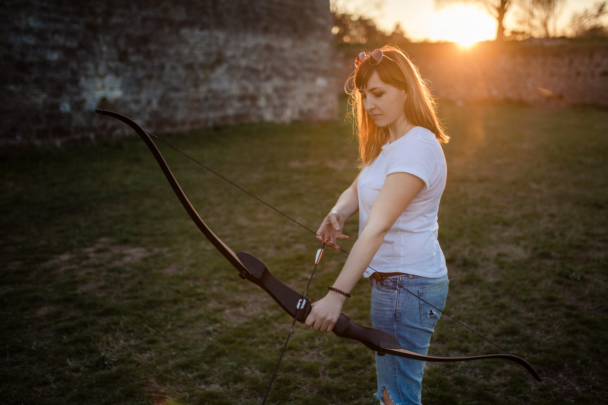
[369,273,449,405]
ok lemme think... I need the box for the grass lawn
[1,99,607,404]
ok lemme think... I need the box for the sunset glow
[429,4,497,46]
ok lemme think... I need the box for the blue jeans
[369,273,449,405]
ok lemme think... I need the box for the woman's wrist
[329,207,345,217]
[327,288,349,304]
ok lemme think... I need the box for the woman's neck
[386,114,416,143]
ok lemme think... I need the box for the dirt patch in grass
[40,238,168,297]
[35,305,58,318]
[203,292,275,323]
[161,263,183,275]
[44,238,164,272]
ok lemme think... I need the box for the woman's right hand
[316,210,349,250]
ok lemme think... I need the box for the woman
[304,45,450,405]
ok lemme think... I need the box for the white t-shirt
[357,126,448,278]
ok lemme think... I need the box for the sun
[430,4,496,46]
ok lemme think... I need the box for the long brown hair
[346,45,449,167]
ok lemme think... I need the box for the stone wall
[1,0,337,146]
[336,42,608,108]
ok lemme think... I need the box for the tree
[515,0,566,37]
[330,0,409,46]
[568,1,608,38]
[332,13,381,44]
[388,22,411,45]
[434,0,513,41]
[330,0,385,17]
[331,13,409,46]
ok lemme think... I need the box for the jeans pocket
[418,279,449,328]
[371,276,398,294]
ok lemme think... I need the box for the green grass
[1,99,607,404]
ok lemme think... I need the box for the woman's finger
[321,320,330,332]
[304,312,314,328]
[329,216,341,231]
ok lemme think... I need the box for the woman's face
[359,70,406,127]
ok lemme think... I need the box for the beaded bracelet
[328,286,351,298]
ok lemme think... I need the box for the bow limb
[95,109,246,273]
[95,110,541,382]
[332,315,541,381]
[95,109,313,319]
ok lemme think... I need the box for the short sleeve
[386,136,437,190]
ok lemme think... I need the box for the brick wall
[1,0,337,146]
[336,42,608,108]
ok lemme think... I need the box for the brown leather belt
[371,272,404,281]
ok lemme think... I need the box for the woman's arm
[305,172,425,332]
[316,174,360,250]
[332,174,361,219]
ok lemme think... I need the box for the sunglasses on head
[355,49,395,68]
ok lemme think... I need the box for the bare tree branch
[568,1,608,37]
[515,0,566,37]
[434,0,513,41]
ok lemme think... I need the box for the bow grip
[236,252,311,322]
[333,313,402,353]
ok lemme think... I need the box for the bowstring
[261,240,326,405]
[145,129,513,356]
[337,247,512,356]
[147,131,318,235]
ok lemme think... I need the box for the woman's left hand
[304,292,345,332]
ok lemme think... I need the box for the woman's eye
[373,93,384,98]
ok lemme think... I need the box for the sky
[342,0,607,43]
